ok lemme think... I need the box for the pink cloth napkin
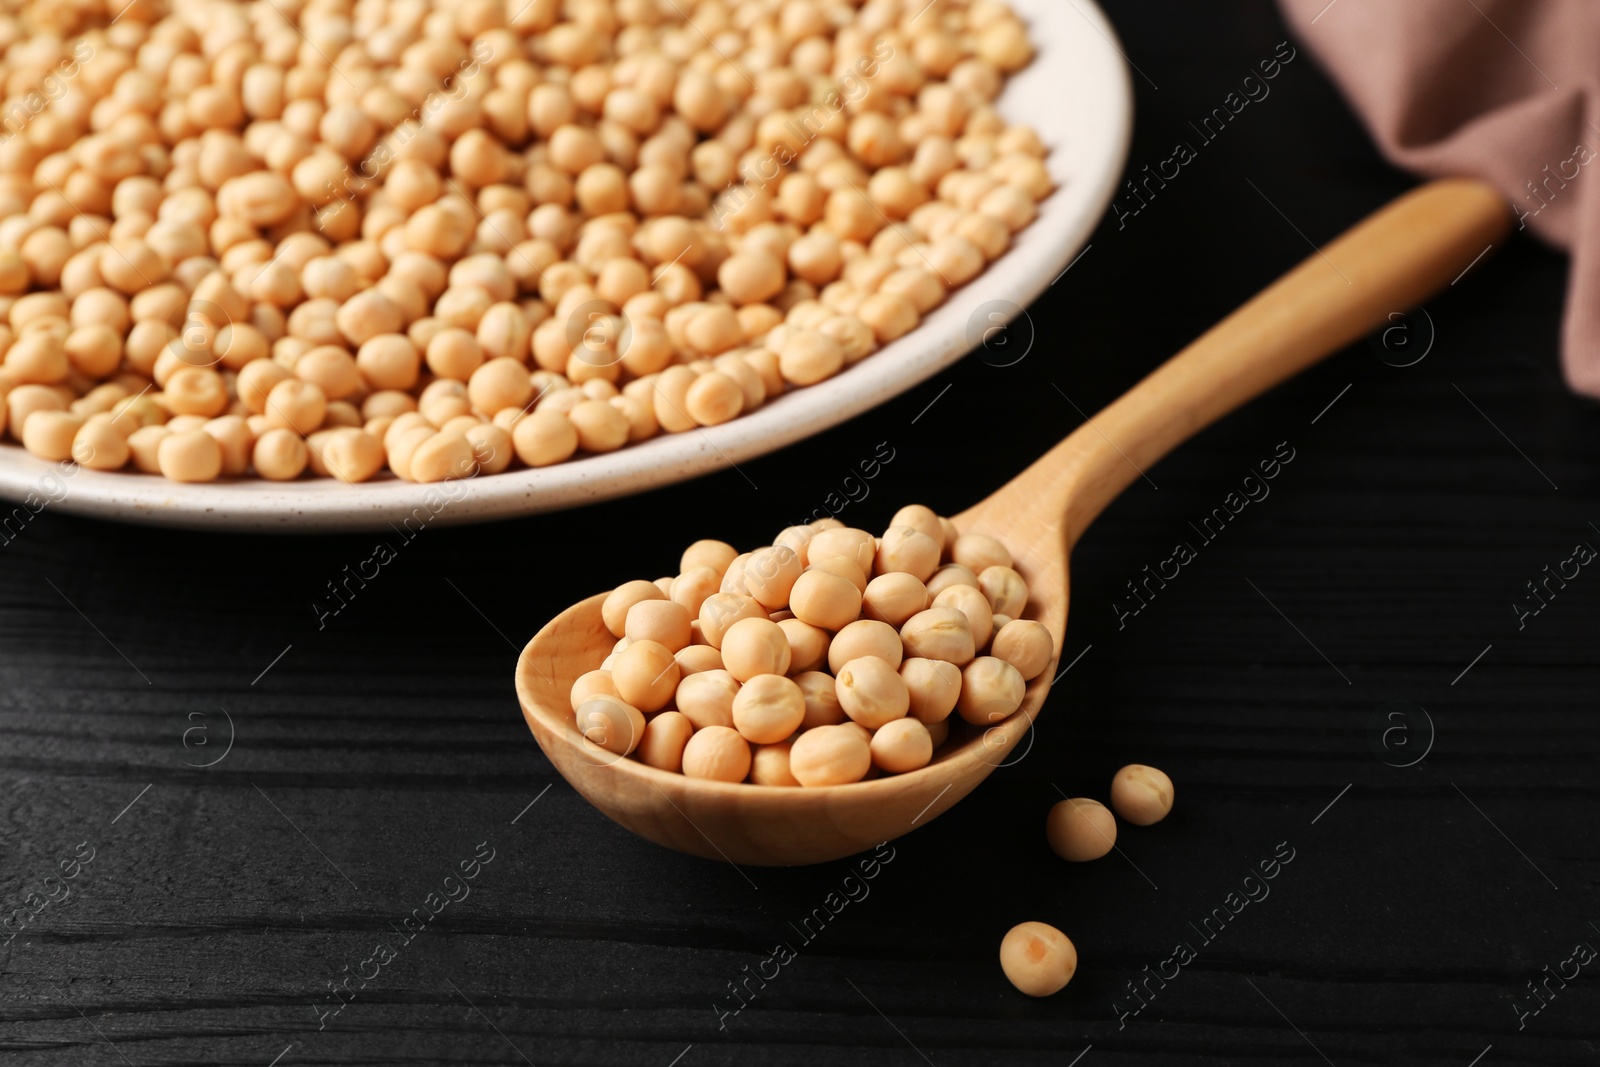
[1279,0,1600,396]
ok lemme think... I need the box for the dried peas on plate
[0,0,1052,484]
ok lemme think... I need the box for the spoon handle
[1024,179,1512,546]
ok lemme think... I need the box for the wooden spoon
[516,179,1511,866]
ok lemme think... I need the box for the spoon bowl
[516,179,1511,866]
[516,495,1063,867]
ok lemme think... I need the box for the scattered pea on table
[999,922,1078,997]
[1111,764,1175,826]
[1046,797,1117,862]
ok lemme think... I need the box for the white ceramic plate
[0,0,1132,531]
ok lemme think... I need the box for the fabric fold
[1279,0,1600,394]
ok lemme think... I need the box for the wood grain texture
[3,3,1599,1064]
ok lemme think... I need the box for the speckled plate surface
[0,0,1132,531]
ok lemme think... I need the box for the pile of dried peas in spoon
[572,504,1055,784]
[0,0,1049,483]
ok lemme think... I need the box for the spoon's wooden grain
[516,179,1511,866]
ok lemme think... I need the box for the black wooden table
[3,3,1597,1064]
